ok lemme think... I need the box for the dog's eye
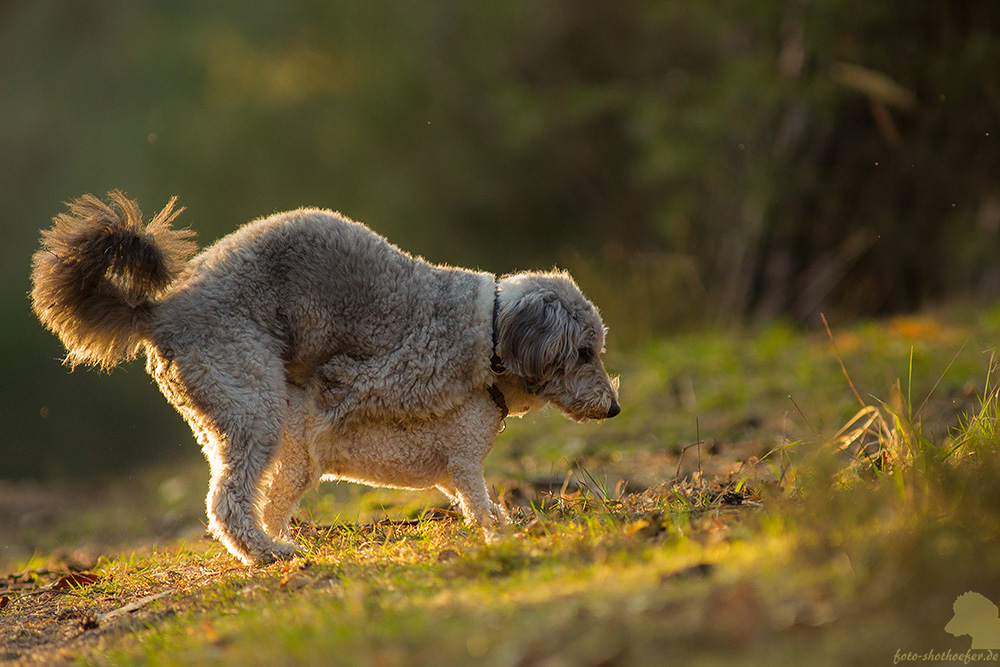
[577,348,594,363]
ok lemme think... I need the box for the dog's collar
[488,283,509,423]
[490,283,506,374]
[487,383,508,421]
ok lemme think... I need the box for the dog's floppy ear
[496,290,580,381]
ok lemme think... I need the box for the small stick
[674,442,699,481]
[96,588,176,625]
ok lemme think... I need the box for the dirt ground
[0,438,769,666]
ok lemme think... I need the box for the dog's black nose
[607,401,621,418]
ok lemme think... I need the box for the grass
[3,308,1000,665]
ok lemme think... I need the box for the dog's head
[495,271,620,421]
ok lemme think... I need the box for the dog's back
[149,208,406,365]
[149,208,497,422]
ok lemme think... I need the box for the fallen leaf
[51,572,101,590]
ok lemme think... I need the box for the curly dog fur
[31,192,620,565]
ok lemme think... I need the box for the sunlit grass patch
[87,494,770,666]
[7,311,1000,665]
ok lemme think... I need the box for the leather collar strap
[491,283,506,374]
[488,283,509,423]
[487,384,509,420]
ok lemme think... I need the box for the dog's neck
[492,373,547,416]
[489,281,546,417]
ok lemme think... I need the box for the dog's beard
[544,374,619,422]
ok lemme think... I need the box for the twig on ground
[95,588,177,625]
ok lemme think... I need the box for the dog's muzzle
[607,400,621,419]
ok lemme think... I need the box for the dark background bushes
[2,0,998,477]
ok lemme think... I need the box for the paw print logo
[945,592,1000,649]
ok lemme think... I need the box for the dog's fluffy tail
[30,191,197,369]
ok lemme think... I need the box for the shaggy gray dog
[31,192,620,565]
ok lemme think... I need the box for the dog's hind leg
[259,409,323,541]
[260,455,316,542]
[202,424,300,565]
[158,340,300,565]
[202,382,304,565]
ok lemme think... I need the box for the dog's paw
[489,501,511,525]
[249,540,301,566]
[261,521,294,542]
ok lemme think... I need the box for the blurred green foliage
[1,1,998,478]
